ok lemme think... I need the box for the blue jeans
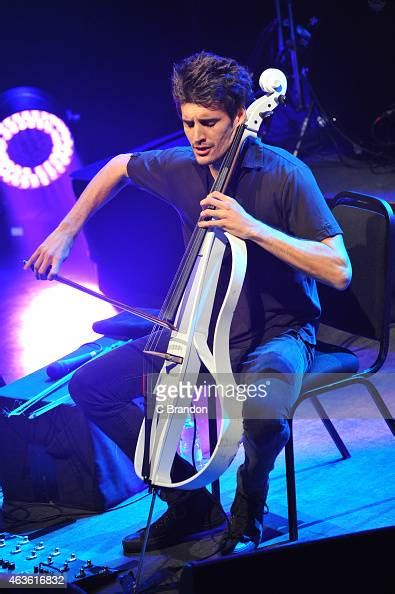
[231,330,314,499]
[68,330,313,504]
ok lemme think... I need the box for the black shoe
[122,489,226,553]
[219,490,266,556]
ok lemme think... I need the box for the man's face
[180,103,245,167]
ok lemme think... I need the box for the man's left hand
[199,191,259,240]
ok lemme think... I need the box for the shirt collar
[193,135,264,177]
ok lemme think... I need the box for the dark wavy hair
[172,51,254,120]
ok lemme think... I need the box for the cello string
[144,124,246,360]
[143,123,246,367]
[141,123,248,486]
[159,125,245,322]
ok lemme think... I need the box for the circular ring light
[0,88,74,189]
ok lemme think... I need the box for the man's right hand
[23,227,75,280]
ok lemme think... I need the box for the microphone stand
[274,0,304,111]
[273,1,331,157]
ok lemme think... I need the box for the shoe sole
[220,539,259,556]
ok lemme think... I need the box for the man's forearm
[58,153,130,237]
[249,220,351,290]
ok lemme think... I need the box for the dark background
[1,0,394,165]
[1,0,395,307]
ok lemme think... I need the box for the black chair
[285,191,395,541]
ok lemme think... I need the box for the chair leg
[285,419,298,541]
[360,379,395,436]
[311,396,351,459]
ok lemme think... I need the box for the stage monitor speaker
[0,338,145,530]
[179,525,394,593]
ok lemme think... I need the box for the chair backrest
[318,191,395,368]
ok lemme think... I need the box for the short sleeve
[281,164,342,241]
[126,149,174,202]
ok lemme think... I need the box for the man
[25,51,352,555]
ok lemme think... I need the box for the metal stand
[292,73,333,157]
[274,0,304,111]
[132,488,158,594]
[273,0,331,157]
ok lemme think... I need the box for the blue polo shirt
[127,137,342,350]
